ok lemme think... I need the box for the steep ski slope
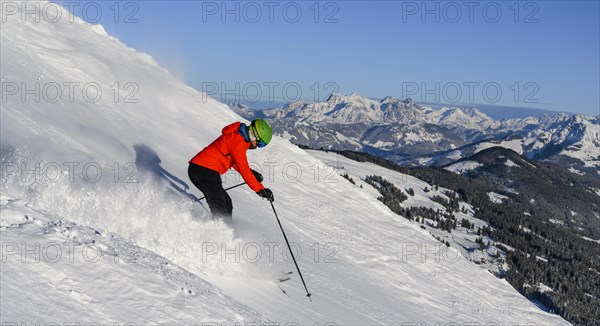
[1,2,569,324]
[0,192,266,324]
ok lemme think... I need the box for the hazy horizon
[224,94,582,120]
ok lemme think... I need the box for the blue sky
[56,1,599,116]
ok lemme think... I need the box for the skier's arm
[231,145,264,193]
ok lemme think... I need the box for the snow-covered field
[1,2,570,324]
[444,161,483,174]
[487,192,510,205]
[474,140,525,155]
[309,150,507,275]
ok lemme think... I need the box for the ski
[276,271,293,283]
[274,272,293,297]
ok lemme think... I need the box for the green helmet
[250,119,272,148]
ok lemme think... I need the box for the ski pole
[196,182,246,202]
[270,201,312,301]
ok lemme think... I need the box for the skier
[188,119,274,221]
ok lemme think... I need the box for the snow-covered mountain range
[232,93,599,175]
[0,1,572,324]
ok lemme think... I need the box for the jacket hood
[222,122,242,135]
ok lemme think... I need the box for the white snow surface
[580,236,600,244]
[444,161,483,174]
[504,159,520,168]
[309,150,508,276]
[0,2,569,325]
[0,192,266,324]
[538,283,553,293]
[487,192,509,204]
[475,140,525,155]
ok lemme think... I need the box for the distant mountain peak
[229,102,249,109]
[326,92,346,103]
[461,107,481,116]
[381,96,394,103]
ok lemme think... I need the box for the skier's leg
[188,164,232,220]
[221,187,233,218]
[204,183,232,218]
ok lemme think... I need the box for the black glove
[257,188,274,202]
[252,169,264,182]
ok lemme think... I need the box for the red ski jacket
[189,122,264,193]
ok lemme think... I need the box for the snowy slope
[523,114,600,167]
[427,106,496,130]
[308,150,508,275]
[406,119,599,174]
[1,2,569,324]
[1,192,265,324]
[444,161,483,174]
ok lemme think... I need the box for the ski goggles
[249,125,267,148]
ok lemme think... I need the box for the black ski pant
[188,163,233,219]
